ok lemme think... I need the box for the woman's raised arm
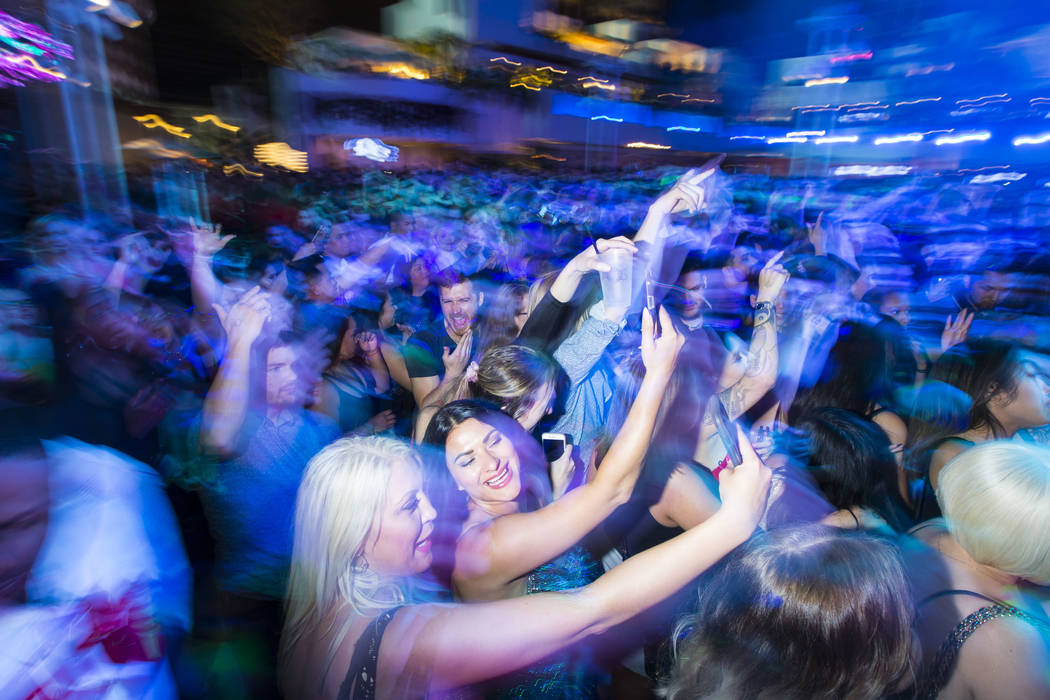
[382,430,770,695]
[454,307,684,593]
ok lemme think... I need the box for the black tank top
[337,607,402,700]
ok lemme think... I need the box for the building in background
[269,0,738,171]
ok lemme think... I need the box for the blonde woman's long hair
[281,436,419,671]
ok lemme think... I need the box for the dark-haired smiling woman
[423,307,683,603]
[420,307,684,696]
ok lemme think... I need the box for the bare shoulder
[452,518,498,582]
[929,439,969,488]
[933,439,967,462]
[871,408,907,436]
[955,608,1050,697]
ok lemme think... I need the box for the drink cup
[598,248,633,309]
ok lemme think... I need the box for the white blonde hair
[937,440,1050,584]
[281,436,420,666]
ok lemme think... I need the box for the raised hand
[189,218,235,259]
[441,329,473,378]
[115,232,145,267]
[807,212,827,254]
[650,167,713,217]
[568,236,637,276]
[344,137,400,163]
[941,309,973,352]
[366,409,397,434]
[641,306,684,376]
[213,286,271,346]
[716,425,773,534]
[756,250,789,303]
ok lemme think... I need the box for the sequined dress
[489,547,604,699]
[917,591,1050,699]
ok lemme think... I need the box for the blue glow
[970,172,1026,184]
[1013,133,1050,146]
[814,135,859,144]
[934,131,992,145]
[834,165,912,176]
[874,133,924,145]
[894,97,942,106]
[956,93,1008,105]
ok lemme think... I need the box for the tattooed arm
[723,253,789,419]
[693,254,789,467]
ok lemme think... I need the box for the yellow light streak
[193,114,241,132]
[223,163,264,177]
[133,114,191,138]
[254,142,308,172]
[122,138,192,159]
[8,54,66,80]
[370,62,429,80]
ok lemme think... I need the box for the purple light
[0,10,73,87]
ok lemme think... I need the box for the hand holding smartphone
[541,432,569,462]
[707,394,743,467]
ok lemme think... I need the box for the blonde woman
[279,432,770,699]
[908,441,1050,698]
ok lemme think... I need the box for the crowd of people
[1,159,1049,699]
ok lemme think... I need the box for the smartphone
[707,395,743,466]
[541,432,570,462]
[645,271,660,335]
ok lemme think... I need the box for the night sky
[149,0,398,102]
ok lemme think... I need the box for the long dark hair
[905,339,1022,475]
[788,321,895,423]
[420,400,547,585]
[793,407,913,532]
[423,398,549,505]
